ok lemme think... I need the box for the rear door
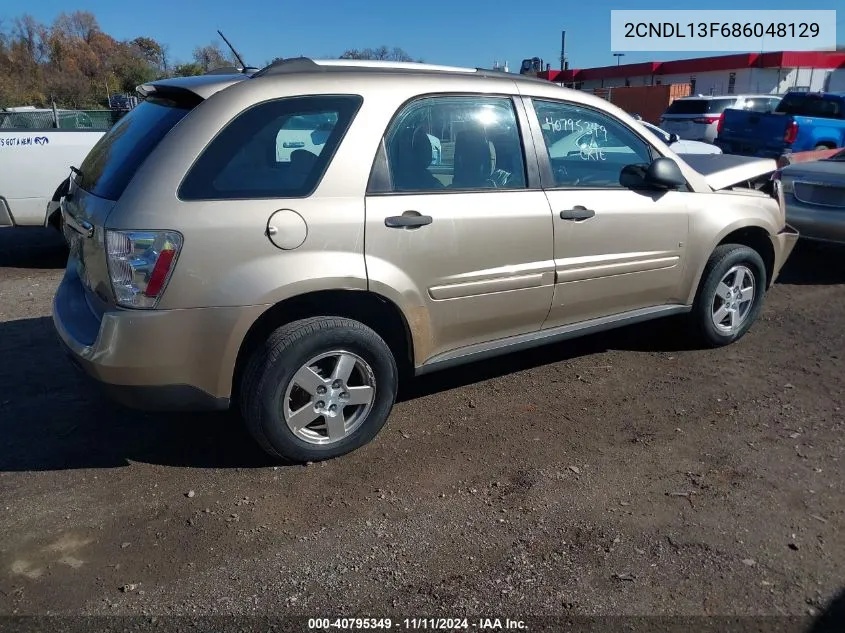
[525,97,691,328]
[364,94,556,363]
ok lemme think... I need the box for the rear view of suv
[52,59,798,464]
[661,95,782,143]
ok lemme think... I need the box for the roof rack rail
[248,56,553,83]
[474,67,509,75]
[252,56,323,77]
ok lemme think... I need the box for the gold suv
[53,58,799,463]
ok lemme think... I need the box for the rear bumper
[769,224,801,285]
[52,268,266,412]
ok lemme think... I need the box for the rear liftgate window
[178,95,363,200]
[665,99,736,115]
[76,95,200,200]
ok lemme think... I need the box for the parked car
[777,147,845,244]
[660,95,782,143]
[638,120,723,155]
[715,91,845,158]
[53,59,798,463]
[0,128,105,229]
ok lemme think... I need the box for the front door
[525,97,691,328]
[365,94,556,363]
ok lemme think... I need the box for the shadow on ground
[0,312,690,472]
[776,241,845,286]
[0,238,841,472]
[809,586,845,633]
[0,227,68,269]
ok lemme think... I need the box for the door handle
[560,206,595,221]
[384,214,433,229]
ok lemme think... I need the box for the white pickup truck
[0,129,104,230]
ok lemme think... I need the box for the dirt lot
[0,227,843,623]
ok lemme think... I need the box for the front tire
[690,244,767,347]
[240,317,399,463]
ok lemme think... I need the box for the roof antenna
[217,29,249,71]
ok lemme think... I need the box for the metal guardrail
[0,109,123,131]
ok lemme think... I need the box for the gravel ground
[0,227,843,625]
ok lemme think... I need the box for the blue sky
[12,0,845,70]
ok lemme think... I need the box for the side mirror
[644,157,687,190]
[669,132,680,143]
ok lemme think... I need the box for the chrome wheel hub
[711,265,756,334]
[283,351,376,445]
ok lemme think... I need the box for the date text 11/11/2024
[623,22,821,39]
[307,618,528,630]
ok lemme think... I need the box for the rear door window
[179,95,363,200]
[76,96,198,200]
[378,95,527,192]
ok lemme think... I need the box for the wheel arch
[231,289,415,401]
[686,224,775,305]
[46,177,70,231]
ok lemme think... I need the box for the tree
[192,42,236,71]
[173,62,204,77]
[0,15,427,109]
[52,11,99,44]
[131,36,166,72]
[0,12,166,108]
[339,46,421,62]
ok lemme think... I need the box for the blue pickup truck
[714,91,845,158]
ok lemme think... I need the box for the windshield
[665,98,736,115]
[76,96,197,200]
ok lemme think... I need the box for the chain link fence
[0,109,125,131]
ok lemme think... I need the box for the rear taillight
[784,121,799,144]
[716,112,726,136]
[693,116,719,124]
[105,230,183,309]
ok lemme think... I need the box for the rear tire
[689,244,767,348]
[814,144,833,151]
[240,316,398,464]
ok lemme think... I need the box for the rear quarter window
[178,95,363,201]
[76,97,197,200]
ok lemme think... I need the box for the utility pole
[560,31,567,71]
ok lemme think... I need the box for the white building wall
[574,67,842,96]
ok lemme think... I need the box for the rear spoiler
[136,73,248,102]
